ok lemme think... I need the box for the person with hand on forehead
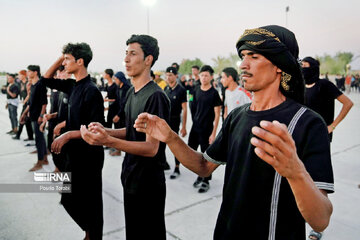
[41,42,105,240]
[134,25,334,239]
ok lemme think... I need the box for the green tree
[317,52,353,75]
[179,58,204,74]
[212,53,241,74]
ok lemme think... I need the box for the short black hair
[8,73,16,79]
[171,62,179,70]
[62,42,93,68]
[105,69,114,78]
[200,65,214,75]
[222,67,238,82]
[126,34,159,67]
[27,65,41,77]
[192,65,200,70]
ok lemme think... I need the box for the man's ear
[77,58,84,66]
[145,55,153,67]
[276,68,282,73]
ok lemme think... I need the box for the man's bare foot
[29,162,43,172]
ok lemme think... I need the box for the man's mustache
[240,71,253,77]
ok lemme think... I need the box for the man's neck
[73,68,88,82]
[106,78,113,85]
[227,81,238,91]
[250,87,286,111]
[305,83,316,88]
[200,83,211,91]
[169,82,177,89]
[132,70,151,92]
[194,75,199,81]
[31,77,39,85]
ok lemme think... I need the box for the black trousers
[61,145,104,240]
[106,105,121,129]
[188,128,212,181]
[16,104,34,140]
[169,118,181,166]
[123,185,166,240]
[32,121,47,161]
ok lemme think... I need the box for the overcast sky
[1,0,360,73]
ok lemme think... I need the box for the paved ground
[0,91,359,240]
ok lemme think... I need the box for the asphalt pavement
[0,91,359,240]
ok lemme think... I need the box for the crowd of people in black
[0,25,355,240]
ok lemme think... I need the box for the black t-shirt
[41,75,105,171]
[41,75,104,131]
[122,81,170,194]
[29,81,47,121]
[6,83,20,99]
[50,90,60,114]
[106,83,119,110]
[305,79,342,125]
[305,79,342,141]
[192,86,221,133]
[19,81,28,100]
[164,83,187,121]
[57,91,69,123]
[204,99,334,240]
[116,83,131,117]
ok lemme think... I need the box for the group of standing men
[3,23,355,240]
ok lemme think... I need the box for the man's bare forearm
[287,166,333,232]
[181,103,187,129]
[106,127,126,139]
[104,136,159,157]
[166,131,218,177]
[44,56,64,78]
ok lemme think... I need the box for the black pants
[16,104,33,139]
[32,121,47,161]
[61,145,104,240]
[123,185,166,240]
[106,105,121,129]
[169,118,180,166]
[188,128,212,181]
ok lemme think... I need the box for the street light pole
[147,6,150,34]
[142,0,156,35]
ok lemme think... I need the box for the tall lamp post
[142,0,157,34]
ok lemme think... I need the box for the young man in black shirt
[189,65,221,193]
[81,35,170,240]
[164,66,187,179]
[302,57,353,142]
[5,73,20,135]
[110,71,131,156]
[13,70,34,140]
[104,68,120,129]
[188,65,201,118]
[135,25,334,240]
[42,42,105,240]
[20,65,48,172]
[302,57,353,240]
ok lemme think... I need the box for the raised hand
[134,113,174,143]
[250,120,305,179]
[80,123,108,146]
